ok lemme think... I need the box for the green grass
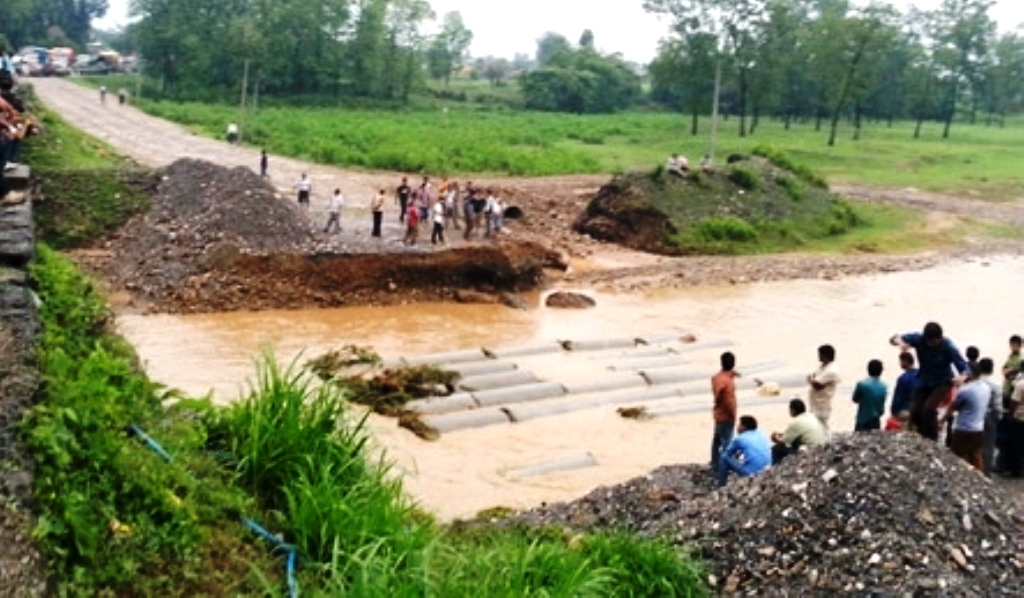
[21,90,153,249]
[70,75,1024,197]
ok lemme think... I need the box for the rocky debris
[545,291,596,309]
[0,175,48,595]
[499,292,528,310]
[453,290,499,304]
[517,433,1024,596]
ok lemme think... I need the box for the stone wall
[0,166,48,595]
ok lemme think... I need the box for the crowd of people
[713,322,1024,487]
[292,172,507,246]
[0,55,38,193]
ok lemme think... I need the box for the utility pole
[709,55,722,164]
[239,59,249,143]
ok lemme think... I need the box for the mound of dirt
[572,177,677,253]
[574,158,847,256]
[518,433,1024,596]
[101,159,562,313]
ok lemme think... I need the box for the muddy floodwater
[118,256,1024,519]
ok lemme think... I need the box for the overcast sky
[93,0,1024,63]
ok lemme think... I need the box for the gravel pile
[106,159,314,300]
[520,433,1024,596]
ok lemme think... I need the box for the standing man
[978,358,1002,475]
[323,188,344,234]
[117,87,127,105]
[370,188,385,238]
[890,322,968,441]
[852,359,887,432]
[807,344,840,428]
[891,352,918,418]
[710,351,738,469]
[430,196,446,245]
[716,416,771,488]
[295,173,312,210]
[396,177,411,223]
[259,150,269,180]
[947,365,991,471]
[99,85,107,104]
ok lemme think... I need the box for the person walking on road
[431,197,446,245]
[99,86,107,104]
[259,150,269,180]
[323,188,344,234]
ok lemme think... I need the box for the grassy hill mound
[575,149,864,255]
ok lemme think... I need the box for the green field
[130,104,1023,198]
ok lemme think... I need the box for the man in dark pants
[710,351,738,468]
[890,322,969,441]
[396,177,411,223]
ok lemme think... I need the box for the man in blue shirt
[891,352,918,417]
[891,322,968,441]
[853,359,887,431]
[717,415,771,487]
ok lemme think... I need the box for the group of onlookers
[1,55,35,180]
[293,173,506,246]
[713,322,1023,487]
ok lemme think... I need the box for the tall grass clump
[26,246,273,595]
[751,146,829,189]
[207,354,436,585]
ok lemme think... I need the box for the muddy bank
[134,243,560,313]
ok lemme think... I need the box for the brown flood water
[117,256,1024,519]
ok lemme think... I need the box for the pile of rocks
[520,433,1024,596]
[106,158,315,302]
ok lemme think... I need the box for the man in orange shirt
[711,351,738,467]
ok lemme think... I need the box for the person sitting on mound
[717,415,771,487]
[771,398,828,464]
[665,153,689,177]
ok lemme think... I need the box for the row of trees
[644,0,1024,143]
[0,0,107,50]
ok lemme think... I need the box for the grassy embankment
[23,98,708,595]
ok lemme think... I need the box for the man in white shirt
[807,344,840,428]
[323,188,344,234]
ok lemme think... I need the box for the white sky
[93,0,1024,64]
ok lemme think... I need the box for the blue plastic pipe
[129,424,173,462]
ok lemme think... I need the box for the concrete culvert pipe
[644,396,793,419]
[405,393,478,415]
[505,452,598,480]
[605,346,678,359]
[608,357,686,372]
[472,382,567,407]
[563,375,648,395]
[443,360,518,377]
[560,338,641,352]
[673,339,734,353]
[458,370,540,392]
[484,343,565,359]
[641,368,708,386]
[506,385,682,424]
[420,408,513,434]
[402,348,490,366]
[503,205,524,220]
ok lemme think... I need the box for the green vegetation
[27,248,709,595]
[21,97,152,249]
[101,87,1024,196]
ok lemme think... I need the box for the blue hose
[130,426,299,598]
[128,424,174,462]
[242,517,299,598]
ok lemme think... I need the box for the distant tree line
[644,0,1024,142]
[0,0,108,50]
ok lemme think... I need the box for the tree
[649,32,717,134]
[579,29,594,50]
[426,10,472,85]
[535,32,570,66]
[930,0,996,138]
[521,41,639,113]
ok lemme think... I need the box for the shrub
[751,146,829,189]
[777,174,807,202]
[693,215,758,243]
[727,165,761,191]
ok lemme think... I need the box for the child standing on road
[403,203,419,245]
